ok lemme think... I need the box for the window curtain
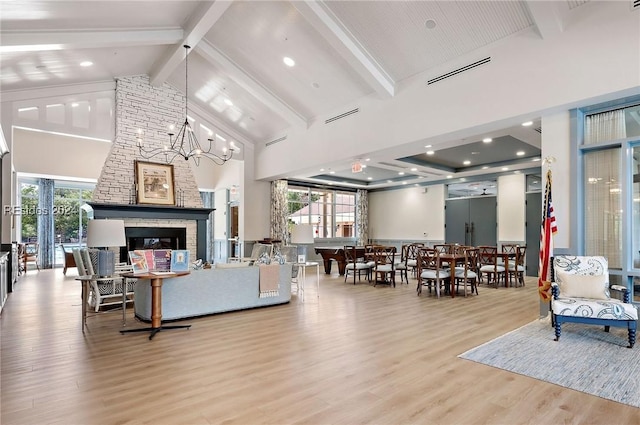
[584,109,627,144]
[200,191,214,262]
[271,180,289,244]
[356,189,369,245]
[38,178,54,268]
[584,148,622,268]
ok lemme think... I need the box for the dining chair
[508,245,527,287]
[21,242,40,273]
[499,243,518,268]
[395,244,410,284]
[416,247,450,298]
[406,243,424,278]
[454,248,479,296]
[373,246,396,287]
[477,246,505,288]
[344,245,371,284]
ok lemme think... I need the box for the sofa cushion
[552,297,638,320]
[556,270,609,300]
[216,262,252,269]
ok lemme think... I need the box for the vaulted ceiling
[0,0,605,189]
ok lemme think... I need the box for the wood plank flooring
[1,269,639,424]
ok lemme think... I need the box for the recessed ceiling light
[502,167,509,171]
[426,150,435,155]
[367,177,372,180]
[361,164,367,169]
[329,171,335,174]
[387,180,393,183]
[516,151,525,156]
[415,184,419,187]
[446,175,452,179]
[365,158,370,161]
[482,166,489,169]
[320,168,325,172]
[410,168,417,171]
[80,61,93,67]
[463,160,471,165]
[283,57,295,67]
[224,98,233,106]
[425,19,437,29]
[483,138,492,143]
[71,103,79,107]
[424,145,432,148]
[402,181,407,185]
[532,157,541,162]
[398,172,405,175]
[522,121,533,126]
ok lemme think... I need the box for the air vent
[534,127,542,134]
[325,108,359,124]
[266,135,287,147]
[633,0,640,10]
[427,57,491,85]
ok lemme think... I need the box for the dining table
[437,252,466,298]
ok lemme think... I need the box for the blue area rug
[458,319,640,408]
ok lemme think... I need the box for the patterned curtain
[38,178,55,268]
[270,180,288,244]
[356,189,369,245]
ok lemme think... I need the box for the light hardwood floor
[1,269,639,425]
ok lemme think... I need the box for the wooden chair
[508,245,526,287]
[416,247,450,298]
[344,245,371,284]
[372,246,396,287]
[394,244,410,284]
[477,246,505,288]
[454,248,479,296]
[406,243,424,278]
[21,242,40,273]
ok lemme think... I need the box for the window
[20,183,38,242]
[287,186,356,239]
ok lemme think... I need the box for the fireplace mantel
[87,203,214,260]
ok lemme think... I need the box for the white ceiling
[0,0,604,189]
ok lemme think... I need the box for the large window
[287,186,356,239]
[20,183,38,242]
[582,103,640,301]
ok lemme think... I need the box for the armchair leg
[628,328,636,349]
[604,325,610,333]
[554,320,562,341]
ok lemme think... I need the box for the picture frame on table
[134,160,175,205]
[170,250,190,272]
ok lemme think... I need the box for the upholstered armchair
[551,255,637,348]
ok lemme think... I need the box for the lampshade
[291,224,314,244]
[87,219,126,248]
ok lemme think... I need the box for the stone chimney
[93,75,203,208]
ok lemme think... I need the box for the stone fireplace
[88,203,213,261]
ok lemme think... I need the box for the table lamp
[290,224,314,263]
[87,219,126,276]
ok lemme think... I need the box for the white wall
[12,128,110,180]
[541,111,572,249]
[497,173,525,242]
[369,185,445,241]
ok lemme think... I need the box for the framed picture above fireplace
[135,160,175,205]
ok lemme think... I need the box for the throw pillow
[556,270,609,300]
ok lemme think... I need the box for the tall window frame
[286,185,357,240]
[579,101,640,302]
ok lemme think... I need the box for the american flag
[538,169,557,301]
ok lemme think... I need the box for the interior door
[445,199,470,245]
[469,196,497,247]
[526,192,542,277]
[445,197,496,246]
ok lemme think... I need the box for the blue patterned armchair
[551,256,637,348]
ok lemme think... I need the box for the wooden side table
[120,272,191,340]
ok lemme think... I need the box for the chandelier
[136,44,234,166]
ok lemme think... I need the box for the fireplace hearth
[88,203,214,260]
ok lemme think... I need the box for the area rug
[458,319,640,408]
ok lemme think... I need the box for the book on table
[153,249,172,272]
[170,250,190,272]
[128,250,149,275]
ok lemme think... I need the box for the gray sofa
[134,264,292,321]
